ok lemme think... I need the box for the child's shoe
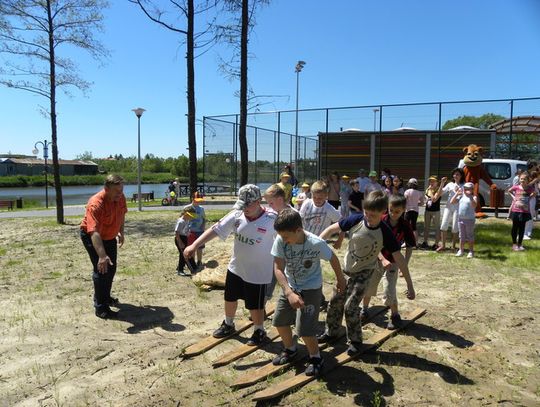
[518,246,526,251]
[305,356,324,376]
[177,268,189,276]
[523,235,531,240]
[272,348,298,366]
[347,341,363,356]
[213,321,235,338]
[467,251,474,259]
[455,250,463,257]
[247,328,269,346]
[317,331,337,344]
[512,244,519,251]
[387,313,402,330]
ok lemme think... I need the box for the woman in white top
[437,168,465,252]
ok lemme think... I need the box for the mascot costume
[462,144,497,218]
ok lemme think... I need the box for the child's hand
[333,240,342,250]
[381,259,392,270]
[441,177,448,184]
[405,284,415,300]
[286,291,304,309]
[336,277,346,294]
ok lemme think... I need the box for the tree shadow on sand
[115,303,185,334]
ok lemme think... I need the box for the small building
[0,157,99,176]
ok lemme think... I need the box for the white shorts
[440,206,458,233]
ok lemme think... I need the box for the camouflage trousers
[325,269,374,343]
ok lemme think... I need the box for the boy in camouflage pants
[318,191,415,355]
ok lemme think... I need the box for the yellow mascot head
[463,144,484,167]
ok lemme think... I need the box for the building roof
[1,157,98,166]
[489,115,540,133]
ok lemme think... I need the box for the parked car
[458,158,528,207]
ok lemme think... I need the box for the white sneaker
[467,251,474,259]
[523,235,531,240]
[518,246,526,251]
[455,250,463,257]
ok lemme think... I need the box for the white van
[458,158,528,207]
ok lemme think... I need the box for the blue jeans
[80,230,117,313]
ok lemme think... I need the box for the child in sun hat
[421,175,447,250]
[277,172,293,203]
[174,205,199,276]
[451,182,477,258]
[295,182,311,210]
[364,171,383,196]
[187,191,207,270]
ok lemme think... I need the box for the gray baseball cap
[233,184,262,210]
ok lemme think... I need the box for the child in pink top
[508,172,536,251]
[404,178,424,244]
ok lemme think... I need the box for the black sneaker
[247,328,269,346]
[213,321,235,338]
[387,313,402,330]
[305,356,324,376]
[95,309,119,319]
[108,297,120,306]
[272,348,298,365]
[177,269,189,277]
[419,242,429,250]
[317,332,337,344]
[347,341,363,356]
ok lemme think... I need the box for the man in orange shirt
[80,174,128,319]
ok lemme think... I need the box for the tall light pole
[32,140,52,208]
[295,60,306,176]
[132,108,145,211]
[373,108,380,132]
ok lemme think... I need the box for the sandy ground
[0,211,539,407]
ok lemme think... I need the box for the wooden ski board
[230,305,389,389]
[182,304,275,358]
[212,327,281,368]
[252,307,426,401]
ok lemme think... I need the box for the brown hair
[104,174,124,188]
[311,180,328,194]
[363,190,388,212]
[274,208,303,232]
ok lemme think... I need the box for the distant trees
[442,114,505,130]
[0,0,109,224]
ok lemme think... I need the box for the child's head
[388,194,406,221]
[279,172,291,184]
[368,170,378,182]
[274,208,304,244]
[407,178,418,190]
[328,172,339,182]
[264,184,287,212]
[428,175,438,188]
[463,182,474,195]
[301,182,310,192]
[392,176,402,188]
[341,175,350,183]
[519,172,530,185]
[350,180,359,190]
[192,191,204,206]
[363,190,387,227]
[311,180,329,207]
[384,177,392,188]
[181,205,198,220]
[451,167,465,184]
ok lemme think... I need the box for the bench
[0,200,15,211]
[131,192,154,202]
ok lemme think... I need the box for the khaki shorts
[365,261,399,306]
[272,287,322,337]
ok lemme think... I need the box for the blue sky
[1,0,539,159]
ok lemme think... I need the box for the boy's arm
[392,251,415,300]
[274,257,304,309]
[175,232,184,247]
[184,228,217,259]
[348,199,360,211]
[319,222,342,240]
[329,253,346,293]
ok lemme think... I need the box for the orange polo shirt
[80,190,127,240]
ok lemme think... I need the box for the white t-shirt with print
[212,208,277,284]
[299,199,341,236]
[442,182,463,210]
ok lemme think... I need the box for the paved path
[0,203,235,219]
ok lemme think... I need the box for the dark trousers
[175,236,196,271]
[511,219,526,245]
[81,230,117,312]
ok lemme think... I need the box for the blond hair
[311,180,328,194]
[264,183,285,199]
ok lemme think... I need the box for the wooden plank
[212,327,281,368]
[252,308,426,401]
[182,304,275,358]
[231,305,389,389]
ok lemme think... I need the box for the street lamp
[295,60,306,172]
[132,107,145,211]
[32,140,52,208]
[373,108,380,132]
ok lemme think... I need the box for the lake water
[0,182,273,206]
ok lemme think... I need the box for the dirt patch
[0,212,539,406]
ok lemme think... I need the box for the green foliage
[442,113,505,130]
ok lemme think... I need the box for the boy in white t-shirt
[184,184,277,345]
[299,180,341,237]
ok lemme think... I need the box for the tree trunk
[238,0,249,186]
[47,0,64,224]
[186,0,198,198]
